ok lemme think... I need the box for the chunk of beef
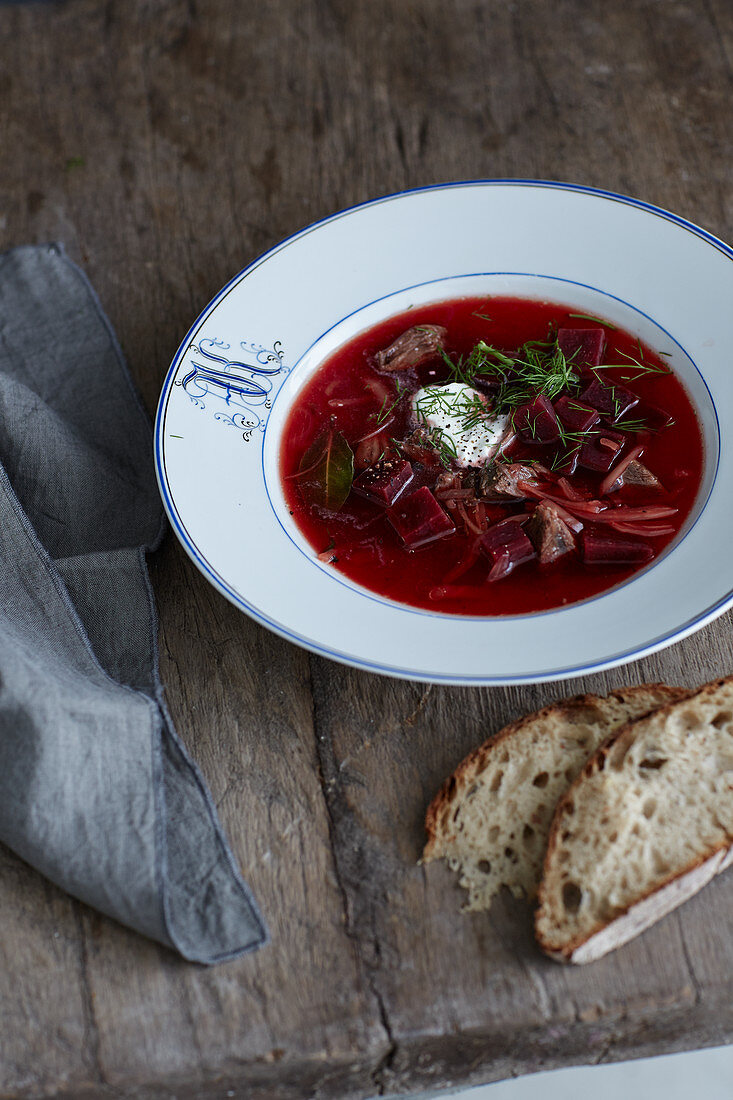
[607,458,661,493]
[476,462,540,501]
[396,427,444,470]
[374,325,448,372]
[557,328,607,368]
[525,502,577,564]
[354,432,394,470]
[434,471,463,494]
[433,470,479,506]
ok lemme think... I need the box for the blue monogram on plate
[176,338,289,440]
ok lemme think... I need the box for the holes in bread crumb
[477,860,492,874]
[631,823,643,837]
[532,771,549,788]
[639,755,667,771]
[711,711,733,730]
[652,851,670,875]
[564,768,575,783]
[562,882,582,913]
[489,770,504,793]
[522,824,535,844]
[642,798,657,819]
[488,825,500,842]
[504,847,517,863]
[609,831,618,843]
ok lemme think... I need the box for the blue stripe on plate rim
[154,179,733,684]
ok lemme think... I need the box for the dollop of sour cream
[412,382,510,468]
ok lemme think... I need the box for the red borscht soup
[280,297,704,615]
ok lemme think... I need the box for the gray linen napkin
[0,244,267,963]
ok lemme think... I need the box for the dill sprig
[549,422,591,470]
[613,414,655,433]
[568,313,618,330]
[590,349,671,382]
[374,379,404,424]
[444,336,581,412]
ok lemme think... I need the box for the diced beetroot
[514,393,561,444]
[579,378,638,423]
[353,457,414,507]
[581,530,654,565]
[557,328,607,368]
[553,448,580,475]
[554,395,600,434]
[387,486,455,549]
[635,401,675,432]
[578,429,626,473]
[480,520,536,581]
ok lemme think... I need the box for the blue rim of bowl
[154,179,733,684]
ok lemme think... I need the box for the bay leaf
[298,428,354,511]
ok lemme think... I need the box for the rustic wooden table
[1,1,731,1097]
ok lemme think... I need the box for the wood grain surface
[0,1,731,1097]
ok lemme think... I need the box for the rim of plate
[154,179,733,684]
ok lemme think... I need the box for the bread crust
[422,692,606,862]
[535,676,733,962]
[423,683,685,863]
[550,844,733,963]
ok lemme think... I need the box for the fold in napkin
[0,244,267,963]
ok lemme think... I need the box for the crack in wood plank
[404,685,433,728]
[307,655,397,1092]
[676,912,703,1009]
[73,904,105,1088]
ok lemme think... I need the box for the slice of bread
[423,684,685,910]
[535,677,733,964]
